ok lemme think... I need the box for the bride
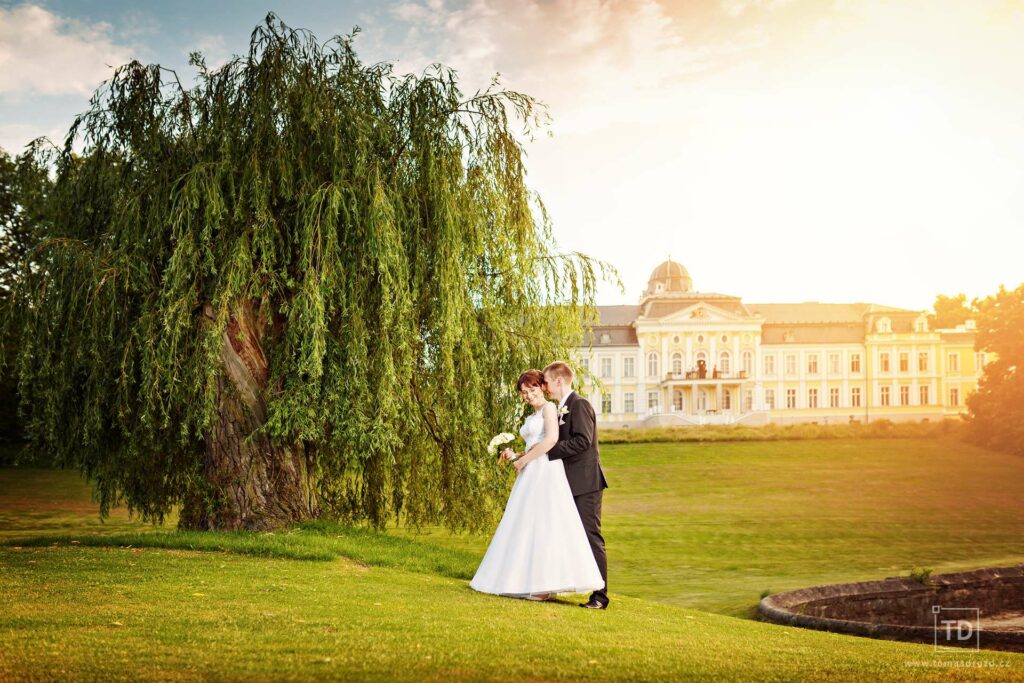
[469,369,605,600]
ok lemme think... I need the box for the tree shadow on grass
[2,519,482,581]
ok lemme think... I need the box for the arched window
[742,350,753,375]
[647,352,659,378]
[671,352,683,374]
[719,351,731,373]
[673,390,684,411]
[696,351,707,364]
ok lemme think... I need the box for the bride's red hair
[516,369,546,392]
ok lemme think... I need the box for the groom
[542,360,610,609]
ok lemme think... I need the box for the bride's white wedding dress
[470,405,605,598]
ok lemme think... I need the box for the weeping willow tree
[1,14,614,532]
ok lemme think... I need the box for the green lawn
[398,438,1024,616]
[2,437,1023,681]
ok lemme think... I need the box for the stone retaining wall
[758,565,1024,652]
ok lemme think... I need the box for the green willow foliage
[2,14,615,531]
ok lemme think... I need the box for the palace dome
[643,259,692,297]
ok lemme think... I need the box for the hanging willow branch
[1,13,618,532]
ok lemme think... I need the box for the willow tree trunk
[178,300,320,530]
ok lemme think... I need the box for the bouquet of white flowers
[488,432,517,462]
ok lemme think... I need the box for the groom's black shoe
[579,598,608,609]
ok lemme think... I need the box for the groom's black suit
[546,390,609,606]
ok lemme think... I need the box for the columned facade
[574,259,987,428]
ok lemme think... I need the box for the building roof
[582,305,640,347]
[747,302,916,324]
[760,323,866,344]
[641,296,751,319]
[584,326,639,346]
[595,305,641,326]
[585,294,949,348]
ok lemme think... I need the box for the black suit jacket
[546,391,609,496]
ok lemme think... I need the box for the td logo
[932,605,981,652]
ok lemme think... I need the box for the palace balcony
[661,370,749,385]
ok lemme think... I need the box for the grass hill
[2,437,1024,680]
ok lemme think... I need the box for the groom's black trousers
[573,488,608,605]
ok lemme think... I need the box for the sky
[2,0,1023,311]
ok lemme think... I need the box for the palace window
[647,352,659,378]
[899,352,908,373]
[764,354,776,375]
[648,391,660,410]
[829,387,840,407]
[808,388,818,408]
[828,353,840,375]
[918,352,928,372]
[915,318,927,332]
[722,390,731,410]
[880,352,890,373]
[977,352,988,368]
[919,385,929,405]
[742,350,753,375]
[671,352,683,374]
[601,357,613,378]
[877,317,891,333]
[765,389,776,409]
[851,353,861,373]
[721,334,728,343]
[899,385,909,406]
[580,357,590,374]
[624,392,635,413]
[949,387,959,406]
[673,390,683,411]
[880,386,891,406]
[785,354,797,376]
[719,351,731,373]
[786,389,797,409]
[744,390,753,411]
[623,357,635,377]
[947,352,960,374]
[601,393,612,414]
[807,354,819,375]
[600,333,611,345]
[851,386,861,407]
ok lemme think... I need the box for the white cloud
[380,0,723,134]
[0,4,134,98]
[185,33,229,70]
[378,0,1024,308]
[0,121,66,156]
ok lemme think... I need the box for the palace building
[574,259,986,427]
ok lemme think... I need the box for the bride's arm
[513,403,558,469]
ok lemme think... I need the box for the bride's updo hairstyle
[516,369,546,392]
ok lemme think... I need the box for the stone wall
[758,565,1024,652]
